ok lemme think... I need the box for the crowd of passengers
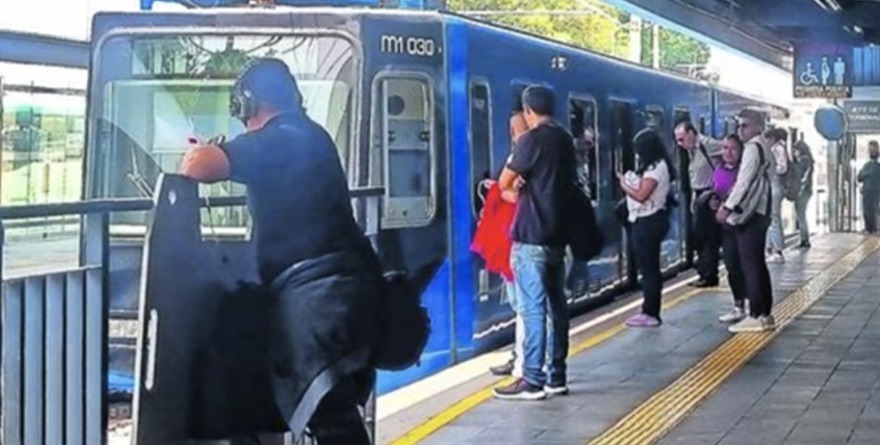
[472,86,815,401]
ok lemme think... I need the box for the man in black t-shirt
[179,58,381,445]
[494,85,576,401]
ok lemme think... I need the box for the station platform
[377,233,880,445]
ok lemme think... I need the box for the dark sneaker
[489,360,514,376]
[545,382,569,396]
[493,378,546,401]
[799,241,811,248]
[691,279,719,288]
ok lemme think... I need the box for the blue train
[87,7,789,397]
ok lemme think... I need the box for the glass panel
[373,76,434,228]
[89,33,358,236]
[569,97,597,201]
[0,64,86,279]
[470,82,491,217]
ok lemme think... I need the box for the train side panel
[358,15,453,394]
[446,16,715,360]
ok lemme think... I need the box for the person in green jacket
[857,141,880,233]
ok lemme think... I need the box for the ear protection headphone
[229,60,261,124]
[229,58,303,124]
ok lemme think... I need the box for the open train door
[610,100,637,286]
[131,174,288,445]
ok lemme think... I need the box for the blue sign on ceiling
[794,42,854,99]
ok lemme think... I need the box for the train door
[840,133,859,232]
[467,79,510,342]
[609,100,636,285]
[568,94,604,302]
[367,67,452,381]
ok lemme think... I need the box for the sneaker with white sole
[728,316,765,333]
[719,306,746,323]
[493,378,546,401]
[766,252,785,263]
[761,315,777,331]
[544,382,570,396]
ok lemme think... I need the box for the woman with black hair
[618,129,675,327]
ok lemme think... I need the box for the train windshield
[88,32,357,234]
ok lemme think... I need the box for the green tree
[638,22,710,74]
[448,0,711,77]
[447,0,630,58]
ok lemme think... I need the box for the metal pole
[827,140,839,232]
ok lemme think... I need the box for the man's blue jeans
[511,242,568,387]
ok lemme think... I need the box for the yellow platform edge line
[586,239,880,445]
[387,287,705,445]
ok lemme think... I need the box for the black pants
[734,214,773,318]
[721,225,746,308]
[632,211,669,319]
[693,193,720,283]
[864,192,879,233]
[308,370,373,445]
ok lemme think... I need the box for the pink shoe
[626,313,661,328]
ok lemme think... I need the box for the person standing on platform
[178,58,382,445]
[764,128,789,263]
[717,109,776,333]
[792,140,814,248]
[493,85,575,400]
[486,110,530,378]
[708,134,748,323]
[674,121,722,288]
[620,129,674,328]
[858,141,880,234]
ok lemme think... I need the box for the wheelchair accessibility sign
[794,43,853,99]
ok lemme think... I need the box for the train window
[610,100,635,201]
[470,81,493,217]
[673,107,691,188]
[370,74,436,229]
[698,116,707,135]
[569,95,598,201]
[644,107,664,131]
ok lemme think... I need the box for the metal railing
[0,197,150,445]
[0,182,383,445]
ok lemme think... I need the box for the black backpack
[370,270,431,371]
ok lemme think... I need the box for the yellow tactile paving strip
[388,287,706,445]
[586,238,880,445]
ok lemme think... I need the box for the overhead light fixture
[813,0,843,12]
[854,25,864,34]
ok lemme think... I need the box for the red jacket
[470,183,516,281]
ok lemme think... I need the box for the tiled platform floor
[658,241,880,445]
[405,234,870,445]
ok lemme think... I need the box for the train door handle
[144,308,159,392]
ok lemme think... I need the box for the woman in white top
[764,128,788,262]
[618,129,674,328]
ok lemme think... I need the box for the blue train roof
[91,6,788,113]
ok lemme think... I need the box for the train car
[85,7,790,398]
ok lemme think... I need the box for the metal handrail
[0,186,385,220]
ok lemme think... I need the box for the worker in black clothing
[179,58,382,445]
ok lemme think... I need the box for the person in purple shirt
[704,134,748,323]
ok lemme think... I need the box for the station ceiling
[608,0,880,71]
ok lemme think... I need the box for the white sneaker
[766,252,785,263]
[728,316,765,333]
[719,306,746,323]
